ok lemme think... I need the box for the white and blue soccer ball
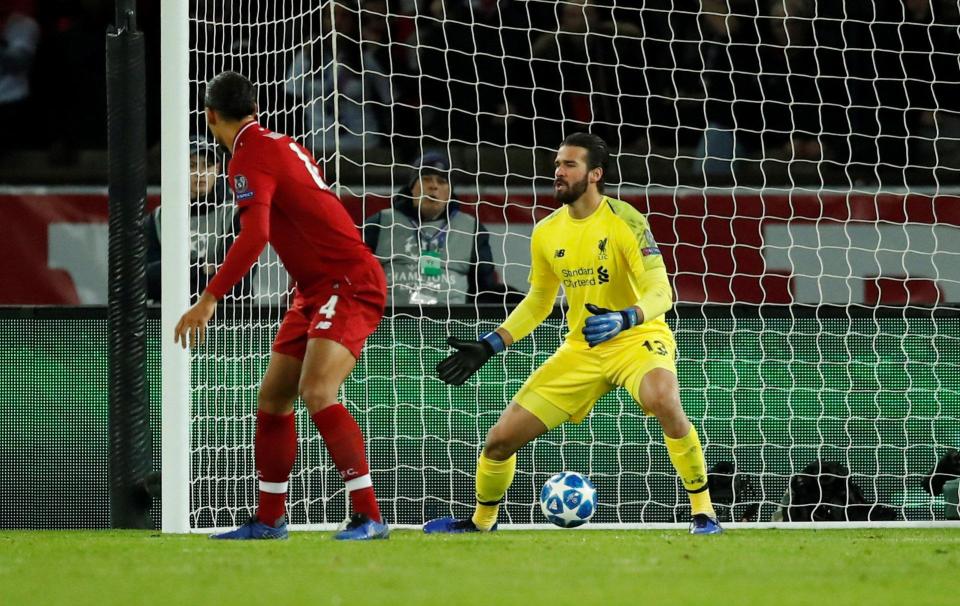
[539,471,597,528]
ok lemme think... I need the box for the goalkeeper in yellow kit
[423,132,721,535]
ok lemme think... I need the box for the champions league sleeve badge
[234,174,254,200]
[642,228,661,256]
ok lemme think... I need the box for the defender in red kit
[175,71,388,540]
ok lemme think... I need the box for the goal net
[173,0,960,530]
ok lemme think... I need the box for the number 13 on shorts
[314,295,339,330]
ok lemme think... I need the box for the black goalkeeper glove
[436,333,505,385]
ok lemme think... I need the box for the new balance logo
[315,321,332,330]
[554,249,566,258]
[597,266,609,283]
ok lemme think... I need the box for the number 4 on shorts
[315,295,339,330]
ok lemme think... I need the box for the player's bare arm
[174,291,217,348]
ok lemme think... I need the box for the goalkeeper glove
[582,303,639,347]
[436,332,505,385]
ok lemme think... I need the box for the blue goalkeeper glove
[436,332,506,385]
[582,303,639,347]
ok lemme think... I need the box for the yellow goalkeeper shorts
[514,330,677,430]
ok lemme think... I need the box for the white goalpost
[160,0,191,534]
[161,1,960,532]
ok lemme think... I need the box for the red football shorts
[272,264,386,361]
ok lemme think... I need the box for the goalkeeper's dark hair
[204,71,257,121]
[562,132,609,193]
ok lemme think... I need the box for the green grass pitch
[1,529,957,605]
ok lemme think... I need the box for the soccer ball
[539,471,597,528]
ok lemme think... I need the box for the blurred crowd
[188,0,960,181]
[4,0,960,181]
[0,0,160,159]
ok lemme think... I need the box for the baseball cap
[409,151,450,186]
[189,135,219,162]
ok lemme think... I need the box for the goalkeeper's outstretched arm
[435,282,559,385]
[436,232,560,385]
[497,282,559,344]
[497,228,561,344]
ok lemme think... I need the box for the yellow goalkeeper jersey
[501,196,673,348]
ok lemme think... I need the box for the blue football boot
[689,513,723,535]
[210,515,288,540]
[422,517,498,534]
[333,513,390,541]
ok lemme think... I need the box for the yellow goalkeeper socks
[471,452,517,530]
[664,425,716,517]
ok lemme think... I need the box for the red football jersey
[206,121,375,299]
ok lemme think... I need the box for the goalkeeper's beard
[556,176,589,205]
